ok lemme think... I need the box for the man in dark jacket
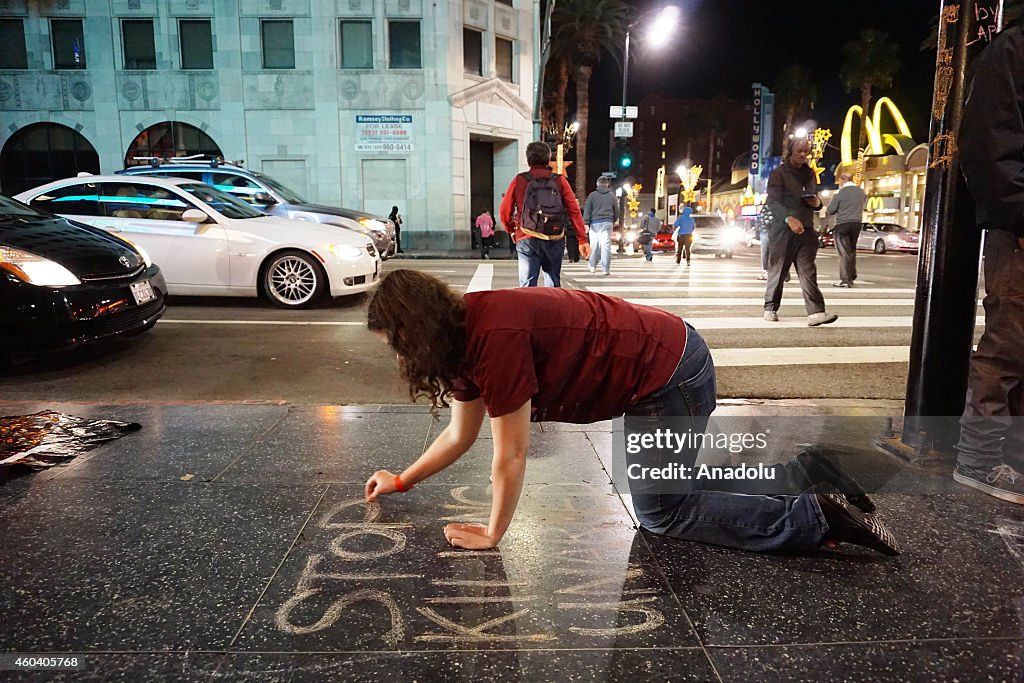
[762,138,838,326]
[583,175,618,275]
[500,142,586,288]
[954,22,1024,504]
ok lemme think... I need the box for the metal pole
[620,29,630,128]
[900,0,1004,452]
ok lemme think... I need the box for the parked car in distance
[0,193,166,354]
[859,223,920,253]
[16,175,380,309]
[118,157,396,259]
[690,215,746,258]
[612,222,640,253]
[653,224,676,253]
[818,228,835,249]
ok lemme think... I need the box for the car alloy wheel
[263,250,325,308]
[874,240,886,254]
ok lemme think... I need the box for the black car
[0,194,167,354]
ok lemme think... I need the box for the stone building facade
[0,0,536,249]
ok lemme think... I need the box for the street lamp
[619,5,682,133]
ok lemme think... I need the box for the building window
[124,121,223,167]
[51,19,86,69]
[339,20,372,69]
[261,19,295,69]
[496,0,513,5]
[122,19,156,69]
[388,20,421,69]
[0,123,100,196]
[463,28,482,76]
[179,19,213,69]
[0,19,28,69]
[496,37,514,82]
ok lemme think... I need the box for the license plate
[130,280,156,305]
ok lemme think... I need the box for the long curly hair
[367,270,468,410]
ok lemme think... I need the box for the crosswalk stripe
[712,346,910,367]
[582,286,917,294]
[466,264,494,292]
[625,297,950,307]
[684,316,985,330]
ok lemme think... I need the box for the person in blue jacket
[673,206,696,266]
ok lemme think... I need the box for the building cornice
[450,79,531,119]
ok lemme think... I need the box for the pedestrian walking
[389,206,404,254]
[499,142,586,288]
[762,138,838,326]
[673,206,695,266]
[475,210,495,259]
[953,21,1024,503]
[638,208,658,263]
[583,175,618,275]
[827,172,867,287]
[364,270,899,556]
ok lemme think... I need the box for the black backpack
[519,172,566,238]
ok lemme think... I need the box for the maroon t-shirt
[451,289,687,423]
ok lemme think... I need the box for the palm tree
[774,64,817,152]
[551,0,629,202]
[841,29,901,152]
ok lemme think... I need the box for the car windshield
[0,194,45,218]
[881,225,911,233]
[693,217,726,230]
[178,183,265,219]
[252,172,306,203]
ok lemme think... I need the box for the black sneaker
[796,447,876,513]
[816,483,901,555]
[953,462,1024,504]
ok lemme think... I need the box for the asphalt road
[2,245,982,403]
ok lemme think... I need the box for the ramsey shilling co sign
[355,115,414,153]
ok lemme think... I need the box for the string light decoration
[680,165,703,203]
[809,128,832,184]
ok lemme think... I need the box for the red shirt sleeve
[499,177,519,232]
[558,175,585,238]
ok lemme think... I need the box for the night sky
[582,0,940,175]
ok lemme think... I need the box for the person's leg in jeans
[792,230,827,315]
[834,222,858,284]
[684,234,693,265]
[625,324,828,552]
[599,226,612,274]
[675,237,683,264]
[958,230,1024,483]
[516,238,543,287]
[644,238,654,262]
[537,238,564,288]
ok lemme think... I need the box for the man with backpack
[500,141,586,287]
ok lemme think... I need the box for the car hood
[246,215,375,247]
[0,215,144,279]
[287,203,391,225]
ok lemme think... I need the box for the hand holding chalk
[444,523,496,550]
[365,469,399,501]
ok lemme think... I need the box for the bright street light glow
[645,5,680,48]
[795,127,808,138]
[676,165,688,178]
[570,121,580,133]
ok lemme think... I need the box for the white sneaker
[808,312,838,326]
[602,271,611,276]
[764,310,779,322]
[588,266,596,273]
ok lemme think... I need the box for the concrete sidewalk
[1,399,1022,682]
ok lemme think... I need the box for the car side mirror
[182,209,210,223]
[254,192,278,205]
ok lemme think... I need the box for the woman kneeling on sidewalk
[364,270,899,555]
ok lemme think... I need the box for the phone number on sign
[0,656,85,671]
[355,143,414,152]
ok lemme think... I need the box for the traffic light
[612,142,634,172]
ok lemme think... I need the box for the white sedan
[16,175,380,308]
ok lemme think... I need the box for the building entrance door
[469,140,494,249]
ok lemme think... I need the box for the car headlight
[626,229,637,240]
[328,244,365,259]
[358,218,388,233]
[722,228,745,245]
[0,245,81,287]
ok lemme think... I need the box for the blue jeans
[643,239,654,261]
[625,323,828,552]
[759,228,770,271]
[517,237,565,287]
[588,222,612,274]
